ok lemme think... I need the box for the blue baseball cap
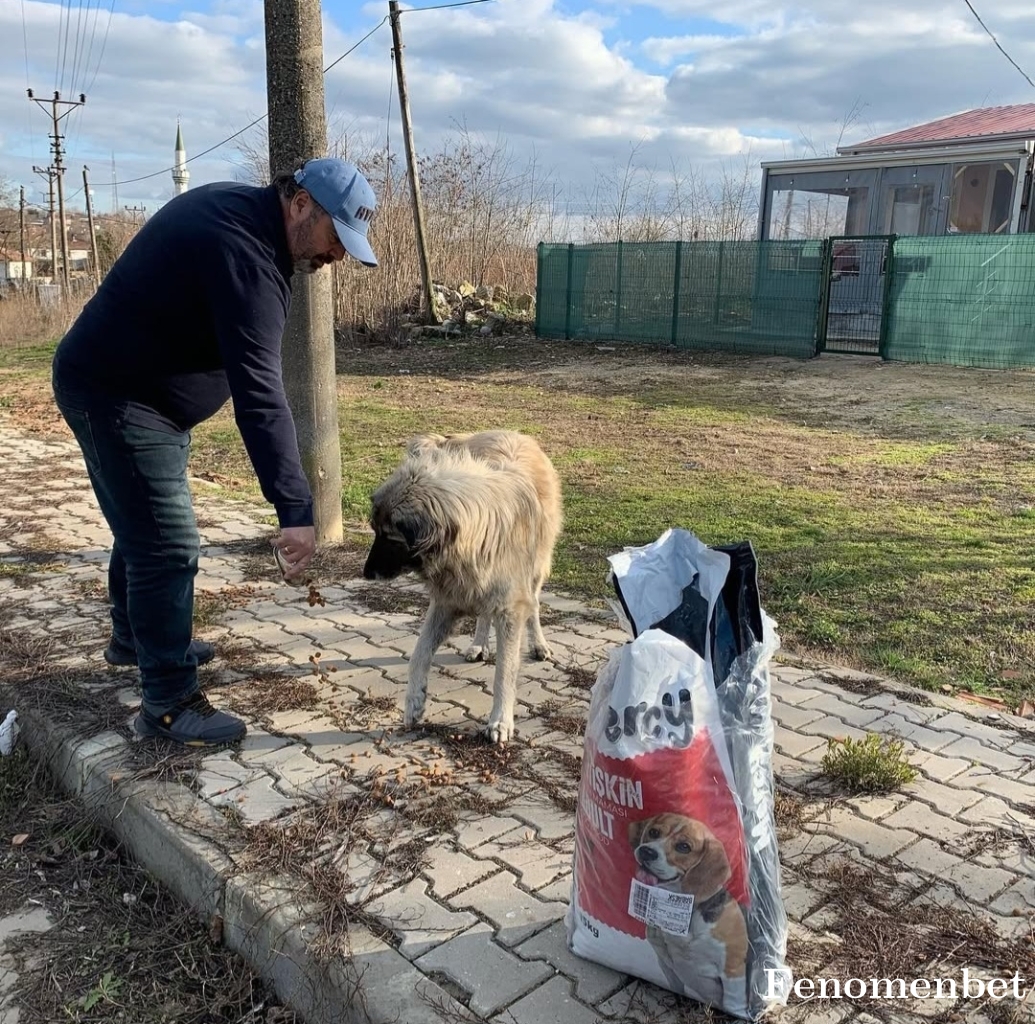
[294,158,378,267]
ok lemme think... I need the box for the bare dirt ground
[362,340,1035,441]
[547,354,1035,433]
[7,335,1035,441]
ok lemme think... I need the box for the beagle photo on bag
[628,811,750,1017]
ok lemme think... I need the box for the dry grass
[538,698,587,738]
[0,748,297,1024]
[192,584,260,631]
[0,289,90,349]
[0,618,127,738]
[790,855,1035,1017]
[228,676,322,718]
[353,582,427,617]
[243,783,428,961]
[564,665,598,691]
[773,789,808,837]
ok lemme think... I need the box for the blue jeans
[53,388,202,711]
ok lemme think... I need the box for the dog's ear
[397,509,455,556]
[406,433,446,459]
[628,817,650,849]
[684,833,731,900]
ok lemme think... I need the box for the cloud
[1,0,1034,221]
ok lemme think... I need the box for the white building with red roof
[758,105,1035,240]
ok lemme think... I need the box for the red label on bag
[575,728,749,938]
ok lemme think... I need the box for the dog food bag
[567,528,791,1021]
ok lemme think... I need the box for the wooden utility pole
[33,165,58,281]
[28,90,85,291]
[83,167,100,282]
[19,186,26,277]
[389,1,436,323]
[264,0,343,544]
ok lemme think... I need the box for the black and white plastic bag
[567,528,791,1020]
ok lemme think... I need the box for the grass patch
[820,733,918,794]
[5,337,1035,701]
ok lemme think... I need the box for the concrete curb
[17,709,473,1024]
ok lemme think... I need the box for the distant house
[757,105,1035,240]
[0,260,33,281]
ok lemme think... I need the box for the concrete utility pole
[83,167,100,282]
[28,90,85,292]
[33,165,58,282]
[389,0,435,323]
[264,0,343,545]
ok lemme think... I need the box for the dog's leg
[527,574,552,661]
[649,937,689,997]
[722,974,749,1019]
[463,614,493,663]
[485,609,526,744]
[527,599,552,662]
[405,600,455,729]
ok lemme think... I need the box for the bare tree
[797,98,871,158]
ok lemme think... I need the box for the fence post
[814,238,832,355]
[535,241,544,337]
[713,240,725,325]
[614,240,624,339]
[671,240,683,347]
[564,242,574,341]
[878,235,896,360]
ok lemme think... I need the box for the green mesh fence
[536,237,1035,368]
[536,240,822,358]
[884,235,1035,369]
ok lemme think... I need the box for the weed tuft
[820,733,917,793]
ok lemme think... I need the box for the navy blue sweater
[52,182,313,528]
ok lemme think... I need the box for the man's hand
[273,526,316,582]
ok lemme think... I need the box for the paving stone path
[1,425,1033,1024]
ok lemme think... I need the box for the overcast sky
[2,0,1034,217]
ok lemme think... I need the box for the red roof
[839,104,1035,153]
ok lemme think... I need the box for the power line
[105,16,389,189]
[69,0,90,96]
[63,0,476,202]
[54,0,65,92]
[79,0,106,95]
[323,15,388,73]
[83,0,116,95]
[961,0,1035,90]
[105,114,269,188]
[403,0,494,11]
[20,0,38,164]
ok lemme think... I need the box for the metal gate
[817,235,895,356]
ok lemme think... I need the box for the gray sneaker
[134,691,246,747]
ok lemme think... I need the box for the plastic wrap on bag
[567,529,791,1021]
[0,709,19,757]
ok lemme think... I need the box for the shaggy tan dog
[363,430,563,743]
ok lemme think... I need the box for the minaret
[172,122,189,195]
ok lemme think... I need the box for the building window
[948,162,1016,234]
[882,184,937,235]
[768,187,870,240]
